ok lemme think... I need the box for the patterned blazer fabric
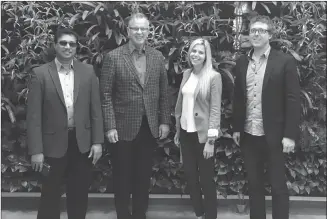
[100,44,170,141]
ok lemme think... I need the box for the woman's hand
[203,137,215,159]
[174,129,181,147]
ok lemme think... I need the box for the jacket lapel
[144,46,154,87]
[122,44,143,87]
[241,48,275,93]
[48,61,65,106]
[241,57,250,93]
[194,84,200,100]
[180,70,200,99]
[180,70,192,91]
[175,69,191,117]
[73,59,81,104]
[194,73,201,99]
[262,49,276,91]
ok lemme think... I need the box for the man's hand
[106,129,119,143]
[203,140,214,159]
[88,144,102,165]
[232,132,241,146]
[31,153,44,172]
[174,129,180,148]
[159,124,170,140]
[282,137,295,153]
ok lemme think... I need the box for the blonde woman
[174,38,222,219]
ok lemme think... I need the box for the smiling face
[127,17,150,48]
[249,21,272,49]
[189,44,206,67]
[54,34,77,61]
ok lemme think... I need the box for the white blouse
[180,73,199,132]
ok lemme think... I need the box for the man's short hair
[127,13,149,26]
[249,15,274,33]
[54,28,79,43]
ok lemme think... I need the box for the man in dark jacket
[232,15,300,219]
[27,28,104,219]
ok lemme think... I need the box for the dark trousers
[241,132,289,219]
[37,129,92,219]
[180,129,217,219]
[112,116,156,219]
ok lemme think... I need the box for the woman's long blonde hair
[187,38,217,99]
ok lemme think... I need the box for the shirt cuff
[208,129,219,138]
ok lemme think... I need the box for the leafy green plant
[270,2,326,196]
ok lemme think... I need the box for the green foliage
[1,1,326,197]
[271,2,326,196]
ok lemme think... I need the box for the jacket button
[195,113,198,116]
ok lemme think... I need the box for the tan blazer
[175,69,222,143]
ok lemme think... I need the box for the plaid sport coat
[100,43,170,141]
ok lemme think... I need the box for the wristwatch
[208,139,215,145]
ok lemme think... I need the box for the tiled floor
[2,195,326,219]
[2,203,326,219]
[1,210,326,219]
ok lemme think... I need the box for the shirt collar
[128,41,146,55]
[55,58,74,72]
[247,45,271,60]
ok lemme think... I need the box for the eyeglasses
[128,27,149,32]
[249,28,269,35]
[58,41,78,48]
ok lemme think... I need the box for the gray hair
[128,13,149,26]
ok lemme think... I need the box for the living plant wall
[1,1,326,197]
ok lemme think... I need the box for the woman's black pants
[180,129,217,219]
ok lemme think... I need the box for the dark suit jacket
[27,60,104,158]
[232,48,301,146]
[100,43,170,141]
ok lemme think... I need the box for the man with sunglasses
[232,15,300,219]
[27,28,104,219]
[100,13,170,219]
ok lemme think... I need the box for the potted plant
[236,190,247,213]
[235,180,247,214]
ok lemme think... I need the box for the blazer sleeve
[174,91,182,131]
[232,57,244,132]
[208,73,222,131]
[100,53,116,132]
[26,70,43,155]
[283,56,301,140]
[158,54,170,125]
[90,69,105,144]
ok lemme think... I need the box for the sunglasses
[249,28,270,35]
[58,41,78,48]
[128,27,149,32]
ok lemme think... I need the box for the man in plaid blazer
[100,13,170,219]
